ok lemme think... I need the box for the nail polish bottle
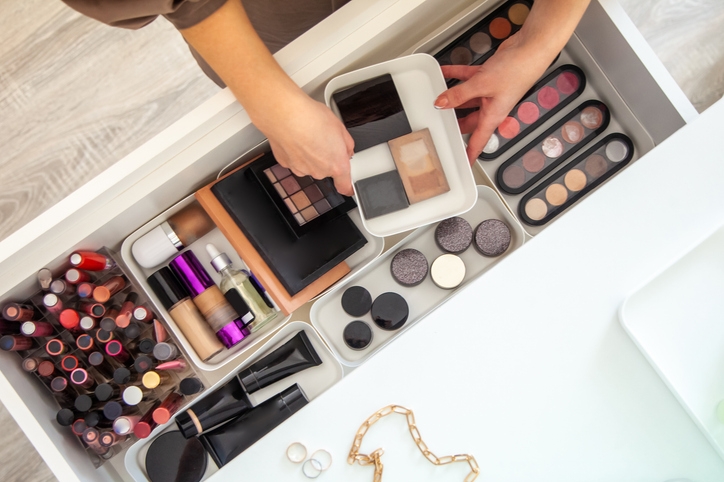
[206,244,276,333]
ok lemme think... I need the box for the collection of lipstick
[0,250,202,463]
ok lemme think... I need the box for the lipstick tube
[59,309,82,333]
[78,300,105,318]
[72,419,88,437]
[50,376,72,394]
[152,342,178,361]
[84,410,113,429]
[56,408,77,427]
[39,360,57,378]
[0,335,33,351]
[61,354,80,372]
[155,359,187,372]
[21,321,55,337]
[123,323,141,340]
[134,355,154,375]
[70,251,115,271]
[82,427,111,456]
[132,305,154,322]
[142,370,171,390]
[70,368,96,390]
[50,279,76,297]
[99,306,120,332]
[38,268,54,291]
[152,392,183,425]
[46,339,67,356]
[79,316,96,331]
[77,282,97,299]
[123,385,151,406]
[76,334,95,352]
[93,277,125,303]
[95,329,115,345]
[105,340,132,366]
[0,320,21,336]
[146,267,223,361]
[170,251,249,349]
[113,415,141,435]
[43,293,63,315]
[87,351,114,379]
[2,303,36,322]
[115,292,138,329]
[113,367,139,385]
[99,431,127,448]
[104,401,140,421]
[65,268,91,285]
[153,319,168,343]
[22,357,42,373]
[75,394,102,413]
[138,338,156,354]
[95,383,120,402]
[133,400,162,439]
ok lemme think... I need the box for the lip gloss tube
[153,319,168,343]
[72,419,88,437]
[71,368,96,390]
[155,359,187,372]
[76,334,95,352]
[38,268,54,291]
[65,268,91,285]
[59,309,82,333]
[61,354,80,372]
[133,400,162,439]
[147,267,223,361]
[70,251,115,271]
[50,279,76,297]
[82,427,111,457]
[134,355,155,375]
[113,415,141,435]
[105,340,132,366]
[2,303,36,322]
[123,386,151,406]
[22,357,42,373]
[115,293,138,329]
[78,300,105,318]
[100,306,120,332]
[43,294,63,315]
[99,431,127,448]
[152,392,183,425]
[132,305,154,322]
[153,342,178,361]
[20,321,55,337]
[77,282,97,299]
[0,335,34,351]
[88,351,114,379]
[46,339,67,356]
[51,376,73,396]
[95,383,120,402]
[170,251,250,349]
[93,277,126,303]
[142,370,171,390]
[79,316,96,331]
[124,323,141,340]
[104,401,140,421]
[39,360,57,378]
[0,320,20,336]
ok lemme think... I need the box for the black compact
[343,320,373,351]
[145,431,208,482]
[341,286,372,317]
[371,292,409,331]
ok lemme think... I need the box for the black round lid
[85,411,101,427]
[95,383,116,402]
[341,286,372,317]
[138,338,156,354]
[113,367,131,385]
[103,401,123,420]
[179,377,204,396]
[134,356,154,374]
[145,431,207,482]
[75,394,94,412]
[343,320,373,350]
[88,351,105,366]
[100,317,117,332]
[371,292,409,331]
[124,323,141,340]
[147,268,190,311]
[56,408,76,426]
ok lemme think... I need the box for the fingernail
[434,96,448,109]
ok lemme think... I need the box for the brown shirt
[62,0,351,85]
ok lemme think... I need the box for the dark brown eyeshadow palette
[495,100,611,195]
[434,0,532,74]
[250,156,357,238]
[519,133,634,226]
[480,65,586,160]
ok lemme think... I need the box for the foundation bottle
[147,267,223,361]
[170,251,250,348]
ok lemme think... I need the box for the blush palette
[480,65,586,160]
[435,0,532,72]
[496,100,610,195]
[519,133,634,226]
[252,157,357,238]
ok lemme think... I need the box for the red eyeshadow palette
[480,65,586,160]
[435,0,532,74]
[496,100,610,195]
[251,157,357,238]
[519,133,634,226]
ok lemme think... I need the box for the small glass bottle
[206,244,276,333]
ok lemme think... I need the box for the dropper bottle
[206,244,276,332]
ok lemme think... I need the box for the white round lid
[131,225,179,269]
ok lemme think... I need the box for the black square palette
[251,156,357,238]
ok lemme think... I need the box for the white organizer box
[0,1,698,481]
[311,185,525,366]
[620,224,724,462]
[324,54,478,237]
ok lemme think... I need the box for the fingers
[457,110,480,134]
[440,65,480,82]
[466,112,502,163]
[332,168,353,196]
[434,76,489,110]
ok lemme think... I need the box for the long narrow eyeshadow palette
[496,100,610,194]
[435,0,532,71]
[519,133,634,226]
[480,65,586,160]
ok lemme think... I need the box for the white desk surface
[206,95,724,482]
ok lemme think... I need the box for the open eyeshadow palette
[311,186,525,366]
[414,0,655,236]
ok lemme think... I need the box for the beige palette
[388,129,450,204]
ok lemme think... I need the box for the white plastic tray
[311,185,525,366]
[620,224,724,462]
[124,321,343,482]
[324,53,478,238]
[121,195,383,371]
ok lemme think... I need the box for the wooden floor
[0,0,722,480]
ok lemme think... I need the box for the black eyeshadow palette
[332,74,412,152]
[496,100,611,195]
[354,170,410,219]
[250,155,356,238]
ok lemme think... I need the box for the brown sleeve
[61,0,228,30]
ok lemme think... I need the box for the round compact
[474,219,511,257]
[390,249,428,287]
[341,286,372,317]
[343,321,373,351]
[430,255,466,290]
[145,431,208,482]
[371,293,409,331]
[434,217,473,254]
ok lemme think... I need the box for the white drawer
[0,0,695,480]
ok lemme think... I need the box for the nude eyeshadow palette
[480,65,587,160]
[496,100,611,194]
[519,133,634,226]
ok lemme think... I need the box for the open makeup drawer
[0,0,696,480]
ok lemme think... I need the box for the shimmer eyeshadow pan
[387,129,450,204]
[496,100,610,195]
[252,156,356,238]
[435,0,532,77]
[480,65,586,160]
[519,133,634,226]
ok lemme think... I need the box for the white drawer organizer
[0,1,697,481]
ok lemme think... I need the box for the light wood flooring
[0,0,722,480]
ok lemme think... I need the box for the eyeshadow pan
[451,46,473,65]
[274,182,287,199]
[564,169,587,192]
[508,3,530,25]
[304,184,324,203]
[297,176,314,188]
[469,32,492,54]
[541,136,564,158]
[545,184,568,206]
[280,176,301,195]
[502,165,526,188]
[483,133,500,154]
[430,254,466,290]
[522,150,545,173]
[319,179,335,196]
[525,198,548,221]
[537,86,560,110]
[294,213,305,225]
[390,248,429,286]
[328,192,345,208]
[517,102,540,125]
[584,154,608,177]
[284,197,297,213]
[271,164,291,179]
[435,217,473,254]
[561,121,585,144]
[473,219,511,257]
[556,71,580,95]
[291,191,311,210]
[498,117,520,139]
[313,199,332,214]
[605,139,629,162]
[387,129,449,204]
[580,106,604,129]
[264,169,276,182]
[489,17,512,39]
[301,206,318,221]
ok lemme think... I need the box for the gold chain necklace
[347,405,480,482]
